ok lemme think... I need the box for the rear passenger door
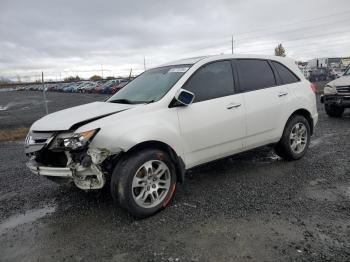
[233,59,286,148]
[177,60,246,167]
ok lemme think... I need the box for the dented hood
[31,101,134,131]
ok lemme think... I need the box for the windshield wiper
[108,99,136,104]
[109,99,156,104]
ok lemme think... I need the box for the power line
[234,9,350,37]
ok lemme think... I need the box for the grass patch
[0,127,29,142]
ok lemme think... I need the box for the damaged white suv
[25,55,318,217]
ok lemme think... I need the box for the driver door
[177,60,246,168]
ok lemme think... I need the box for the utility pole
[128,68,133,81]
[143,56,146,71]
[101,64,104,79]
[231,35,234,54]
[42,72,48,115]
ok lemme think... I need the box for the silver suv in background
[321,66,350,117]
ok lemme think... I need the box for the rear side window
[235,59,276,92]
[272,61,300,85]
[183,61,234,103]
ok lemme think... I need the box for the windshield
[107,65,191,104]
[344,66,350,76]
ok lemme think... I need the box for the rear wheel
[325,104,344,118]
[110,149,177,218]
[275,115,311,160]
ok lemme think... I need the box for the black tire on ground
[275,115,311,161]
[325,104,344,118]
[110,149,177,218]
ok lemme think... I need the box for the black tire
[325,104,344,118]
[110,149,177,218]
[275,115,311,161]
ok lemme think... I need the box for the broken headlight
[62,129,99,150]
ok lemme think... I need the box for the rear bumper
[320,94,350,107]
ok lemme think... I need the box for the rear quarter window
[271,61,300,85]
[235,59,276,92]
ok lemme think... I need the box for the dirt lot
[0,91,349,262]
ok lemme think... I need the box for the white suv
[25,55,318,217]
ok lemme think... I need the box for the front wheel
[325,104,344,118]
[275,115,311,160]
[110,149,177,218]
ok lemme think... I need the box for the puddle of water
[0,205,56,233]
[0,192,18,201]
[310,137,323,148]
[0,105,10,111]
[309,178,327,186]
[251,154,282,164]
[0,99,48,111]
[0,88,16,92]
[304,183,350,202]
[310,134,337,149]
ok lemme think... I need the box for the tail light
[310,83,317,93]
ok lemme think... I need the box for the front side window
[271,61,300,85]
[182,61,234,103]
[236,59,276,92]
[107,65,191,104]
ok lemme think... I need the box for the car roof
[159,56,208,66]
[158,54,296,66]
[156,54,304,79]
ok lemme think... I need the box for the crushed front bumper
[26,159,73,177]
[26,158,106,190]
[320,94,350,107]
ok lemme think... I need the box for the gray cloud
[0,0,349,80]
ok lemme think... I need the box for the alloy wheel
[290,122,308,154]
[132,160,171,208]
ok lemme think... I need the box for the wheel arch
[287,108,314,135]
[110,140,186,184]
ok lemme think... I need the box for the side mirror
[175,89,195,106]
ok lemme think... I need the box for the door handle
[278,92,288,97]
[227,103,241,109]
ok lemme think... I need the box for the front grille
[35,149,68,167]
[336,85,350,94]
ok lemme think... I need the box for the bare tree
[64,75,81,82]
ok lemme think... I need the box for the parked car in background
[101,80,119,94]
[309,68,329,82]
[109,79,129,94]
[78,82,96,93]
[321,66,350,117]
[25,54,318,218]
[329,69,344,80]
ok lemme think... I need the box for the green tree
[90,75,102,81]
[274,43,286,57]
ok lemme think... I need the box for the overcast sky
[1,0,349,80]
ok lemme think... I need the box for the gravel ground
[0,91,349,262]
